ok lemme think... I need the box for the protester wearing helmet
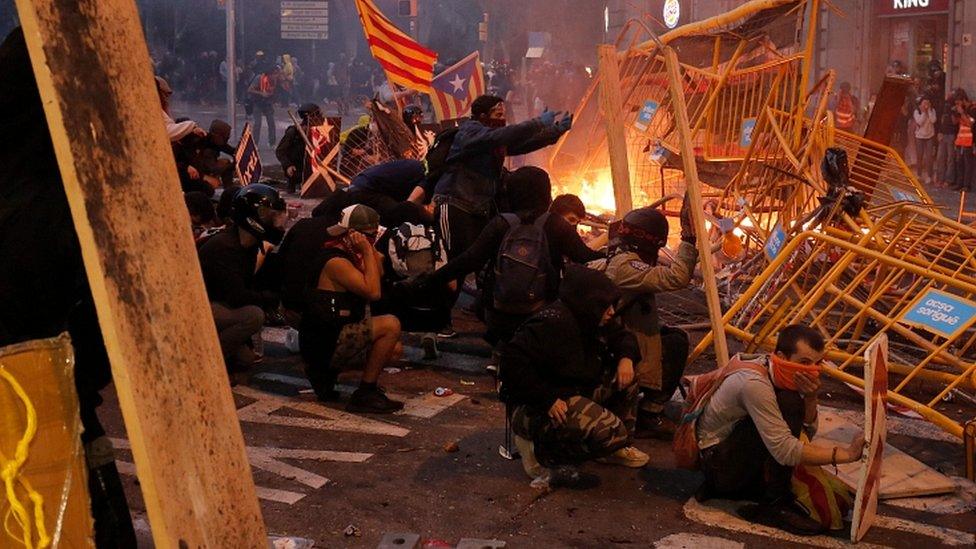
[276,102,324,194]
[198,184,286,373]
[588,195,699,439]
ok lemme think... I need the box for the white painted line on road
[234,385,410,437]
[396,390,466,419]
[873,515,975,546]
[116,459,307,505]
[254,486,306,505]
[684,497,885,548]
[653,533,743,549]
[246,447,373,490]
[684,497,974,547]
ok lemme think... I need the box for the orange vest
[835,93,855,129]
[956,119,973,148]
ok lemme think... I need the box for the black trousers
[699,389,804,503]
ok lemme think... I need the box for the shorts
[330,308,372,371]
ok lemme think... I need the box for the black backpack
[492,213,552,315]
[424,127,460,186]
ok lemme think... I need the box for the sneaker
[346,387,405,414]
[436,327,458,339]
[636,413,677,440]
[421,333,439,360]
[596,446,649,468]
[737,499,824,537]
[513,435,544,479]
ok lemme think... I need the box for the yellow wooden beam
[597,44,634,217]
[14,1,266,545]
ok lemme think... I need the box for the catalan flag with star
[429,51,486,122]
[354,0,437,93]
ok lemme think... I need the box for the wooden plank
[13,1,266,546]
[597,44,633,217]
[813,411,955,500]
[662,46,731,367]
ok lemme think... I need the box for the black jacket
[198,228,277,309]
[432,118,563,213]
[428,212,602,300]
[276,125,309,186]
[499,265,640,410]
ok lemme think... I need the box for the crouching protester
[588,197,698,438]
[295,204,405,413]
[198,183,285,373]
[676,325,865,536]
[499,265,649,488]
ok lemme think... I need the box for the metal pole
[226,0,237,127]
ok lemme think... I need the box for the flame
[575,173,619,215]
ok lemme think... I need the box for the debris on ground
[434,387,455,397]
[343,524,361,537]
[443,440,460,453]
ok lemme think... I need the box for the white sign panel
[281,0,329,39]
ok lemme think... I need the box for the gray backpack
[492,213,552,315]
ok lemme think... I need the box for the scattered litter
[270,536,314,549]
[459,379,475,386]
[383,367,402,374]
[443,440,460,453]
[422,540,453,548]
[396,447,418,453]
[343,524,361,537]
[298,389,314,395]
[434,387,454,397]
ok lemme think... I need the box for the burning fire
[576,175,619,215]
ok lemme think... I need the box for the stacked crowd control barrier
[553,0,976,439]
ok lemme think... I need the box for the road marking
[396,390,466,419]
[683,497,885,548]
[684,497,975,547]
[117,460,307,505]
[653,533,743,548]
[234,385,410,437]
[245,376,467,419]
[246,447,372,489]
[254,486,306,505]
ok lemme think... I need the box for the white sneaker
[596,446,649,468]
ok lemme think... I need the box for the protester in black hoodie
[499,265,649,485]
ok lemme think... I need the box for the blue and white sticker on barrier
[901,289,976,339]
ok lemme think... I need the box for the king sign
[893,0,930,8]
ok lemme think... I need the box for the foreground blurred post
[14,0,266,545]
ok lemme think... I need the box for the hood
[559,264,620,330]
[209,119,232,145]
[504,166,552,220]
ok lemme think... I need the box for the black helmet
[230,184,287,244]
[402,105,423,127]
[617,207,670,263]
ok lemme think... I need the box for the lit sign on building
[663,0,680,29]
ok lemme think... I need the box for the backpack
[492,213,552,315]
[673,354,768,470]
[424,127,460,185]
[387,222,446,278]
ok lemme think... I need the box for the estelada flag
[353,0,437,93]
[429,51,485,122]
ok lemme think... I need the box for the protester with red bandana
[694,325,865,536]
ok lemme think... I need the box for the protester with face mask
[297,204,405,413]
[276,102,325,194]
[198,184,286,373]
[500,265,647,488]
[588,197,698,439]
[693,325,865,535]
[432,94,573,261]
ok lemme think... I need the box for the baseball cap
[327,204,380,237]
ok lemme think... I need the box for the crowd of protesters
[1,18,871,542]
